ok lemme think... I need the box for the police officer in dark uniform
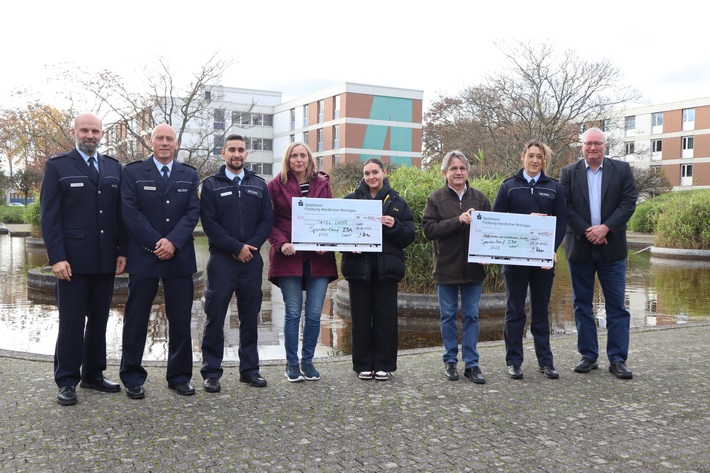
[40,112,126,406]
[199,134,273,393]
[492,140,567,380]
[119,123,200,399]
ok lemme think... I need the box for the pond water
[1,233,709,362]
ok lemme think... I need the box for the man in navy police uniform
[119,123,200,399]
[40,112,126,406]
[199,134,273,393]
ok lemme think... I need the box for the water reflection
[1,233,709,362]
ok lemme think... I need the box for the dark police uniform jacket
[120,157,200,278]
[492,169,567,251]
[200,166,273,256]
[40,149,125,274]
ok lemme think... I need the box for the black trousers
[201,253,263,379]
[120,274,194,387]
[502,264,555,367]
[54,273,115,387]
[348,273,399,372]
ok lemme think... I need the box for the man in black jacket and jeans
[423,150,490,384]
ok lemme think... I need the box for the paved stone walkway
[1,324,709,472]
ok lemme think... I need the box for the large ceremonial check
[291,197,383,252]
[468,211,556,267]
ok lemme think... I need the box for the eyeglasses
[447,166,467,172]
[583,141,605,147]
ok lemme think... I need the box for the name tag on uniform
[143,186,157,191]
[70,183,84,187]
[220,191,233,197]
[178,188,188,192]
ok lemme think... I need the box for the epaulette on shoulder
[502,175,517,183]
[48,152,70,160]
[103,154,119,163]
[125,160,142,166]
[182,163,197,171]
[251,174,266,182]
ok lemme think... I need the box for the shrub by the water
[652,190,710,249]
[0,206,25,224]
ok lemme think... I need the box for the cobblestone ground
[1,325,709,472]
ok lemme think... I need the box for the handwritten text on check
[468,211,557,267]
[291,197,382,252]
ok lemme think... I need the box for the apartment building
[272,83,423,175]
[608,96,710,190]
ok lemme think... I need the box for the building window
[624,116,635,133]
[682,136,694,151]
[317,100,324,123]
[333,125,340,148]
[205,90,212,100]
[247,138,273,151]
[232,111,250,125]
[290,108,296,130]
[245,162,273,176]
[681,163,693,178]
[624,142,635,155]
[303,131,308,146]
[214,109,225,130]
[213,134,224,156]
[317,156,323,171]
[249,113,272,127]
[303,105,309,127]
[651,139,662,153]
[317,129,324,151]
[290,134,295,143]
[682,108,695,131]
[333,95,341,119]
[652,112,663,127]
[332,154,339,168]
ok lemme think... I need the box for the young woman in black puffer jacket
[341,159,415,381]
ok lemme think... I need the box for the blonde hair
[279,142,316,184]
[520,140,552,174]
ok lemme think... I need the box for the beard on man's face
[78,139,98,156]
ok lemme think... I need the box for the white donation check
[291,197,382,252]
[468,211,556,267]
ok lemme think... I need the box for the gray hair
[441,150,470,172]
[581,127,606,144]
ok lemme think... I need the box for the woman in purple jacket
[267,142,338,382]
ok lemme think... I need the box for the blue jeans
[278,263,330,366]
[437,283,483,368]
[568,247,630,363]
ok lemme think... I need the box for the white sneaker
[358,371,374,380]
[374,371,390,381]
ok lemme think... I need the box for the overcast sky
[2,0,709,112]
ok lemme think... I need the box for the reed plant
[652,190,710,249]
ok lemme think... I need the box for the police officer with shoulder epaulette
[199,134,273,393]
[492,140,567,381]
[119,123,200,400]
[40,112,127,406]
